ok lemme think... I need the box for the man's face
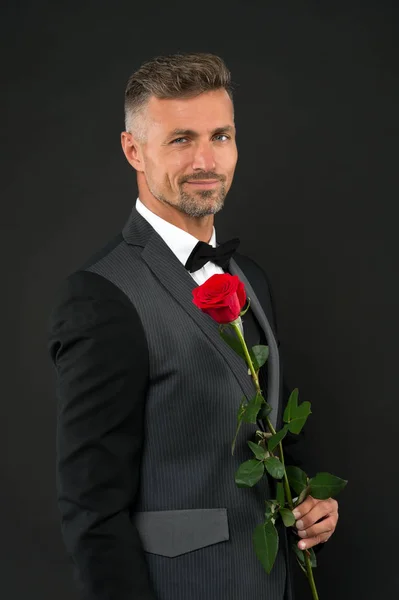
[132,89,237,218]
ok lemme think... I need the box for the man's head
[121,53,237,220]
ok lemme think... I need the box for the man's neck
[138,195,214,243]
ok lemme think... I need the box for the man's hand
[292,496,339,550]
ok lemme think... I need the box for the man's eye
[170,134,230,144]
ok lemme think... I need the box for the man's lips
[185,180,220,187]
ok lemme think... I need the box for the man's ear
[120,131,144,172]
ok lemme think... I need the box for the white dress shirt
[135,197,244,332]
[135,197,225,286]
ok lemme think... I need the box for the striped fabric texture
[78,207,294,600]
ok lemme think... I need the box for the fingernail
[296,519,304,530]
[299,541,306,550]
[293,510,301,519]
[298,530,307,538]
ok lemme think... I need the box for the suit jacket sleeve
[47,270,157,600]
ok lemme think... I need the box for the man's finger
[294,497,338,519]
[292,495,318,518]
[298,531,332,550]
[297,516,335,540]
[294,498,338,530]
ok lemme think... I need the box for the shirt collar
[135,197,217,267]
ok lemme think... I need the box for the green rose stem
[230,321,292,504]
[230,319,319,600]
[305,555,319,600]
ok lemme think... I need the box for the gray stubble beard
[153,182,227,218]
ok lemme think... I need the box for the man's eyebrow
[164,125,235,141]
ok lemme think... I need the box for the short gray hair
[124,52,234,142]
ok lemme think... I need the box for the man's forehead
[146,90,234,130]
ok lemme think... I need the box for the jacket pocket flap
[134,508,229,558]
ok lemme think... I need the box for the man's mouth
[185,180,219,187]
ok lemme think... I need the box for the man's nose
[191,143,216,171]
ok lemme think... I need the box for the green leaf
[309,472,348,499]
[286,466,308,496]
[239,297,251,317]
[249,345,269,370]
[235,459,265,488]
[247,440,268,461]
[219,328,245,359]
[276,481,285,507]
[292,543,317,568]
[242,393,264,424]
[287,401,312,434]
[307,548,317,568]
[253,520,279,574]
[283,388,299,423]
[308,548,317,568]
[295,555,307,575]
[231,397,247,455]
[264,500,277,521]
[292,541,304,564]
[283,389,312,434]
[280,508,296,527]
[296,485,310,506]
[258,401,273,420]
[268,425,289,452]
[264,456,285,479]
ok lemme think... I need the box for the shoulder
[46,233,140,345]
[50,232,134,312]
[233,251,274,302]
[54,269,131,304]
[234,251,269,279]
[46,266,148,367]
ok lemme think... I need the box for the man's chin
[181,198,225,218]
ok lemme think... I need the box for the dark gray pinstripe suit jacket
[47,206,296,600]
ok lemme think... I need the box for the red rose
[192,273,247,324]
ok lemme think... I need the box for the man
[47,53,338,600]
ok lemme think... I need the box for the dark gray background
[2,0,398,598]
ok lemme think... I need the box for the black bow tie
[185,237,240,273]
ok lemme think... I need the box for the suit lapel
[122,208,255,402]
[122,207,280,425]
